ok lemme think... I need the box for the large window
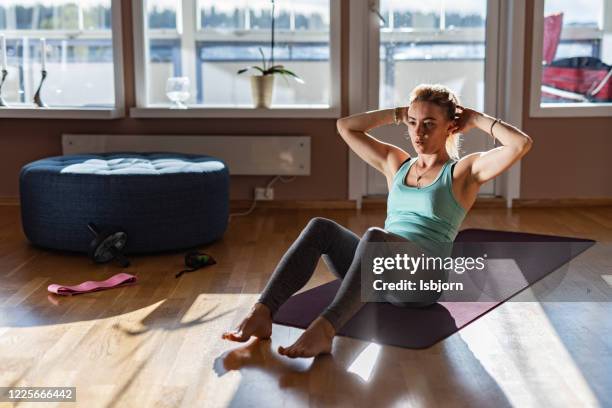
[135,0,339,116]
[530,0,612,117]
[365,0,496,198]
[0,0,122,114]
[145,0,181,104]
[378,0,487,110]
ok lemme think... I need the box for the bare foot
[278,316,335,358]
[222,303,273,342]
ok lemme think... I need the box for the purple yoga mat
[273,228,595,349]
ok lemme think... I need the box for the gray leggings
[258,217,446,331]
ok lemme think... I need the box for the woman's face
[405,101,454,155]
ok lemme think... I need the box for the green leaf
[268,68,305,84]
[237,66,266,75]
[279,68,298,76]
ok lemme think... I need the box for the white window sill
[0,106,124,119]
[529,102,612,118]
[129,105,341,118]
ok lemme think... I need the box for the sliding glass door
[366,0,499,196]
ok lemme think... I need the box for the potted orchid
[237,0,304,108]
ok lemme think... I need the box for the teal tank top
[384,156,467,257]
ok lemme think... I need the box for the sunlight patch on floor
[347,342,382,382]
[459,295,599,407]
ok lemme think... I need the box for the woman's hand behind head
[452,105,480,134]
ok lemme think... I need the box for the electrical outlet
[255,187,274,201]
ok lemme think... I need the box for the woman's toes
[223,306,273,343]
[234,333,249,342]
[222,330,249,342]
[283,345,298,358]
[278,345,293,356]
[278,330,332,358]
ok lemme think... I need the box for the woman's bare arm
[454,107,533,185]
[336,108,409,176]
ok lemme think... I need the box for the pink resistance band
[47,273,137,296]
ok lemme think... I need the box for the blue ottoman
[19,152,229,254]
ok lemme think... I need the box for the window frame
[0,0,125,119]
[529,0,612,118]
[348,0,524,208]
[130,0,341,118]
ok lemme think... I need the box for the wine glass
[166,77,190,109]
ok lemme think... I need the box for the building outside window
[142,0,334,109]
[0,0,116,108]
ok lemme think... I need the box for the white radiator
[62,134,310,176]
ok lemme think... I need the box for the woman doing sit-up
[222,83,533,358]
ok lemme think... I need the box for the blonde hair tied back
[408,84,462,160]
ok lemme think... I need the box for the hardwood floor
[0,205,611,407]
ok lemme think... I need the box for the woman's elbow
[336,118,347,135]
[522,135,533,152]
[516,136,533,157]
